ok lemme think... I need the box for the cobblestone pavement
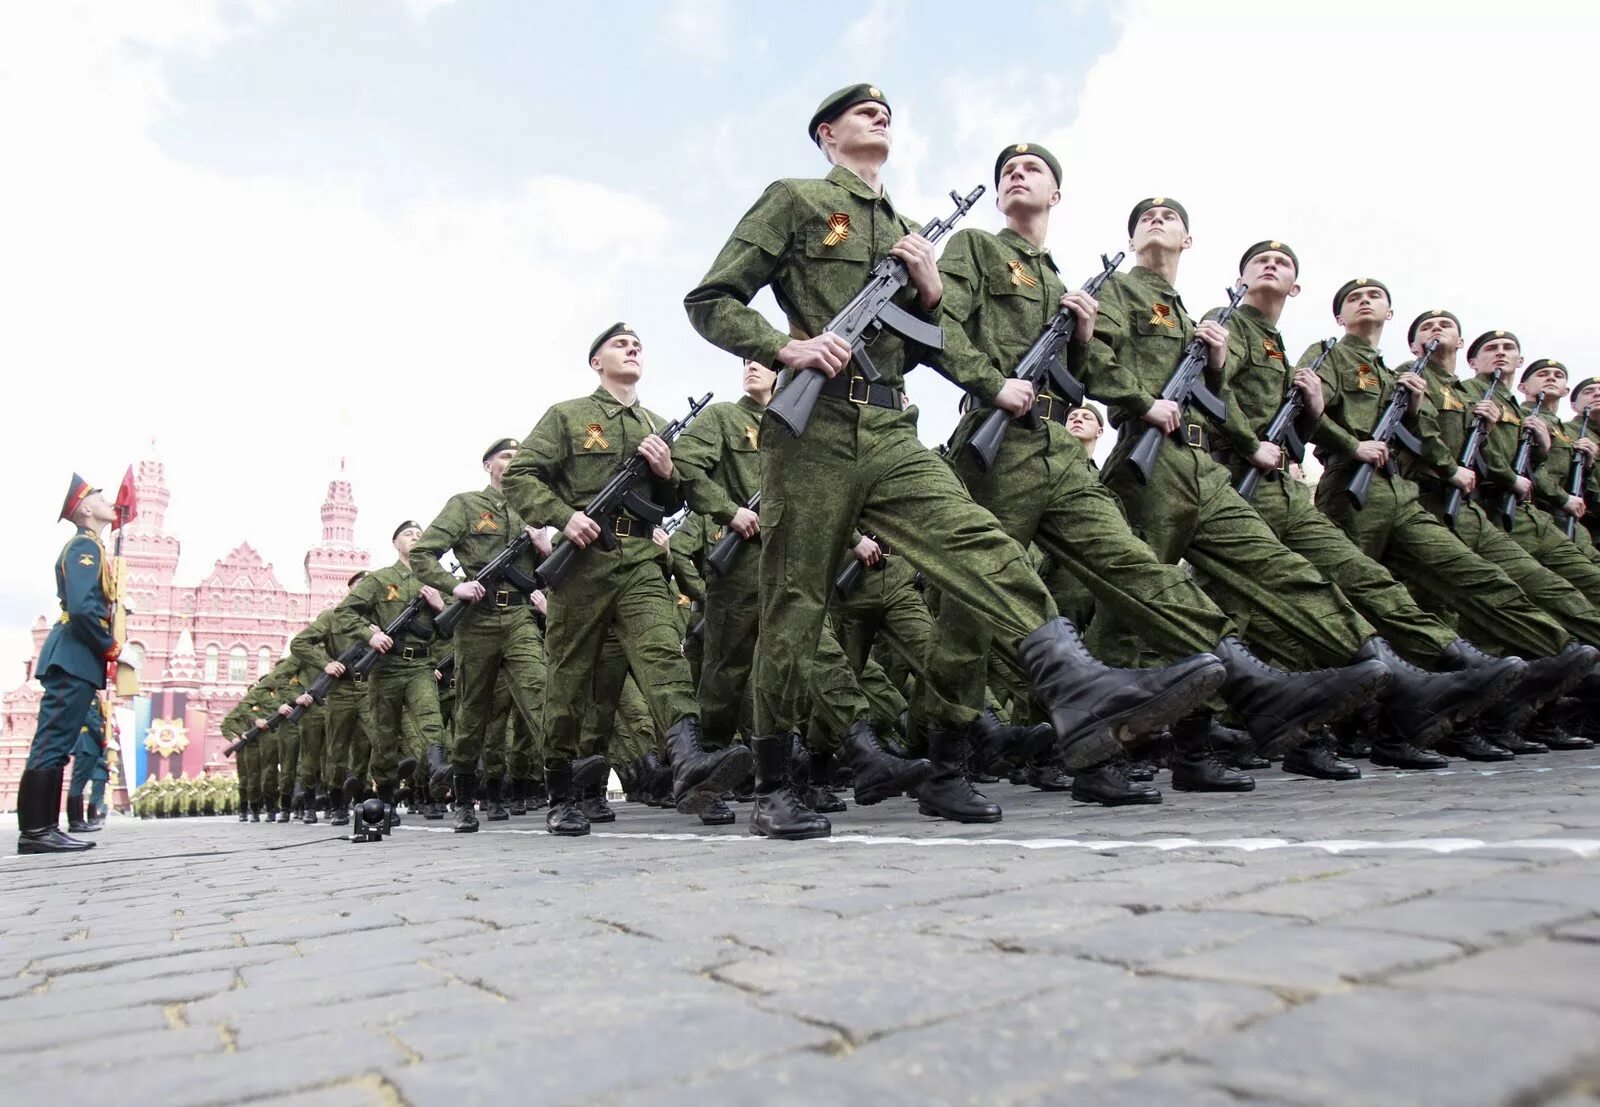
[4,757,1600,1107]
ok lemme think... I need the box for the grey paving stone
[1390,938,1600,1009]
[1148,925,1463,995]
[1333,895,1590,947]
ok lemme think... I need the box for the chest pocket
[571,421,623,495]
[804,216,872,263]
[1130,303,1185,369]
[984,265,1046,306]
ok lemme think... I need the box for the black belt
[489,589,528,608]
[398,645,427,661]
[609,516,648,539]
[960,392,1073,427]
[1118,421,1217,452]
[820,373,904,410]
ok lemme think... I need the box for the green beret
[1407,308,1460,346]
[1332,277,1391,319]
[994,143,1061,188]
[346,570,368,589]
[392,520,422,542]
[481,437,518,463]
[1127,196,1189,237]
[1520,358,1567,386]
[588,321,639,362]
[808,83,890,145]
[1570,377,1600,405]
[1069,404,1104,428]
[1468,330,1521,362]
[1238,240,1298,276]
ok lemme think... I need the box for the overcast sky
[3,0,1597,674]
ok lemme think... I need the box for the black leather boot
[66,794,96,833]
[1071,759,1162,806]
[1523,703,1593,751]
[1281,728,1362,779]
[1024,758,1073,791]
[1436,728,1516,762]
[1515,641,1600,714]
[1169,716,1256,792]
[1209,720,1269,769]
[749,734,830,840]
[507,778,526,817]
[1357,637,1514,746]
[842,719,932,805]
[425,743,452,802]
[279,791,295,825]
[1020,618,1226,769]
[328,787,349,826]
[451,774,478,833]
[88,802,107,830]
[1216,636,1390,758]
[801,747,846,814]
[1367,710,1449,769]
[17,768,95,854]
[916,726,1001,823]
[666,717,752,816]
[699,795,737,826]
[303,786,320,825]
[545,763,590,836]
[969,707,1046,776]
[483,776,509,821]
[579,759,616,823]
[1333,710,1373,760]
[639,752,675,807]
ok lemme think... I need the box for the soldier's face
[1577,384,1600,413]
[482,448,516,483]
[1242,250,1299,297]
[1335,286,1392,328]
[1520,368,1566,405]
[393,527,422,559]
[593,335,643,381]
[79,491,117,528]
[823,102,891,160]
[1411,316,1462,359]
[997,156,1058,216]
[1130,206,1189,253]
[1066,408,1102,446]
[1470,337,1522,377]
[742,360,777,398]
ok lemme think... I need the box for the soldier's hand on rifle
[1514,475,1533,501]
[1451,467,1477,493]
[564,511,603,548]
[324,660,347,678]
[1576,438,1599,462]
[1526,417,1551,451]
[1567,495,1587,519]
[531,590,548,616]
[1472,398,1501,423]
[369,630,394,653]
[652,527,671,550]
[453,580,486,604]
[1195,320,1228,369]
[277,704,293,717]
[1142,398,1181,434]
[639,434,674,479]
[730,507,759,539]
[1250,442,1282,472]
[890,234,942,309]
[779,333,853,377]
[254,718,269,730]
[1396,371,1426,411]
[528,526,553,559]
[1292,367,1326,418]
[420,585,444,613]
[994,378,1036,418]
[1060,290,1099,342]
[853,535,884,567]
[1355,440,1390,468]
[296,693,314,707]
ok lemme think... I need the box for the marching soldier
[287,576,371,827]
[685,88,1225,838]
[18,476,120,853]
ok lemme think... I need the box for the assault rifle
[1123,282,1247,484]
[966,252,1124,472]
[1237,336,1336,503]
[766,186,986,437]
[833,538,887,600]
[1444,366,1503,527]
[1346,338,1439,508]
[222,711,286,758]
[283,639,368,725]
[1500,389,1548,530]
[539,393,713,590]
[1566,407,1593,540]
[434,653,455,684]
[348,594,435,680]
[433,533,541,637]
[704,492,760,577]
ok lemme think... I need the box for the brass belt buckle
[401,646,418,661]
[1186,424,1205,448]
[1277,450,1288,471]
[1037,395,1054,423]
[848,376,871,405]
[613,516,634,538]
[494,589,511,607]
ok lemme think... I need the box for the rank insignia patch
[78,554,95,566]
[823,212,850,247]
[581,424,609,450]
[1149,303,1178,329]
[1007,260,1038,288]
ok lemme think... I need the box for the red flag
[115,465,139,526]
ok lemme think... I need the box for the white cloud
[665,0,732,64]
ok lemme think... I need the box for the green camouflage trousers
[449,603,545,776]
[366,658,445,790]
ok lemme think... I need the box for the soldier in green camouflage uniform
[1530,369,1600,564]
[335,521,447,828]
[1310,300,1596,761]
[288,577,370,827]
[1203,244,1521,775]
[410,440,547,834]
[503,323,748,836]
[686,89,1226,838]
[219,699,257,821]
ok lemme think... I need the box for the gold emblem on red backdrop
[823,213,851,247]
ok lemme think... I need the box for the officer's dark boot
[1547,698,1597,750]
[749,734,830,840]
[842,719,932,805]
[1020,618,1227,769]
[666,717,752,816]
[1435,639,1529,708]
[1170,716,1256,792]
[916,726,1001,823]
[640,752,675,808]
[17,768,95,854]
[1357,637,1509,747]
[1523,702,1592,751]
[451,774,478,833]
[542,763,589,836]
[1208,720,1269,770]
[1436,726,1516,761]
[483,776,509,821]
[328,787,350,826]
[88,802,107,830]
[1367,710,1450,769]
[1282,727,1362,779]
[1070,758,1162,806]
[65,794,96,833]
[579,760,616,824]
[1024,756,1073,791]
[1516,641,1600,714]
[801,746,846,814]
[1488,719,1549,755]
[969,706,1045,777]
[1216,636,1391,758]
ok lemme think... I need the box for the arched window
[204,645,219,683]
[228,646,248,683]
[258,646,272,675]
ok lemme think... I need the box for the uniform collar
[590,384,640,419]
[1338,333,1383,365]
[1128,264,1182,305]
[996,227,1056,269]
[826,164,895,211]
[480,483,505,503]
[736,394,766,415]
